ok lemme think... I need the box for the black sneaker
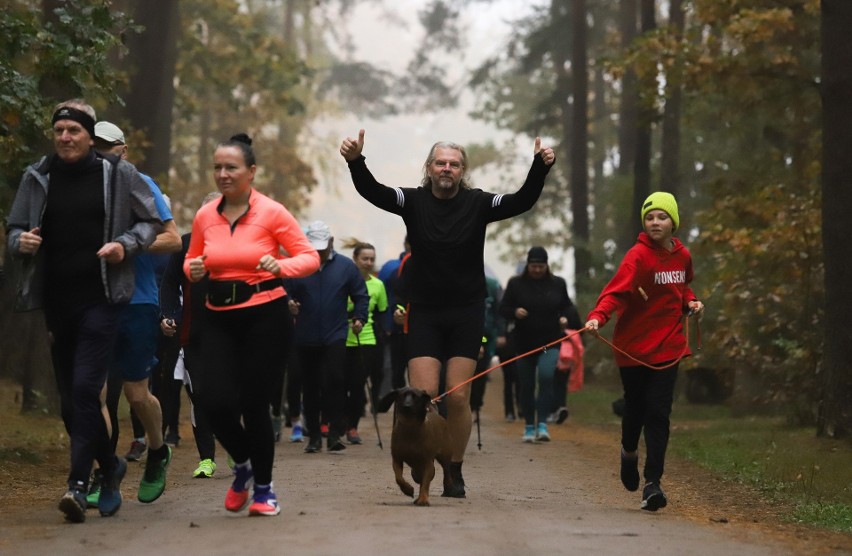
[641,482,668,511]
[556,407,569,424]
[164,431,180,448]
[59,487,87,523]
[304,437,322,453]
[327,436,346,452]
[442,462,466,498]
[620,451,640,492]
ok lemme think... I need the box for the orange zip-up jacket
[183,189,320,311]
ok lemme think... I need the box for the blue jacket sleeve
[349,266,370,322]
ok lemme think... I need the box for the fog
[303,0,537,285]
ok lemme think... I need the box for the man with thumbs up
[340,131,555,498]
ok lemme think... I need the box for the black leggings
[194,298,291,486]
[298,343,346,440]
[344,343,382,430]
[183,344,215,461]
[285,349,302,421]
[620,363,678,484]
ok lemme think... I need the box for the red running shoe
[248,489,280,516]
[224,464,253,512]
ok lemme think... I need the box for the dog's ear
[419,390,433,405]
[377,390,398,413]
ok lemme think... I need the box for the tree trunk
[570,0,591,295]
[0,253,58,414]
[617,0,637,177]
[630,0,656,241]
[124,0,180,185]
[818,0,852,438]
[659,0,683,198]
[592,65,606,203]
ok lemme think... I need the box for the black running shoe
[641,482,668,511]
[327,436,346,452]
[442,462,466,498]
[620,451,640,492]
[304,437,322,453]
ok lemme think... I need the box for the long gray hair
[420,141,471,189]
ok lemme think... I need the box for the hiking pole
[365,376,383,450]
[475,408,482,451]
[355,331,383,450]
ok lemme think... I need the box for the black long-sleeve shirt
[348,154,551,306]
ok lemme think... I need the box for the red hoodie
[587,232,697,368]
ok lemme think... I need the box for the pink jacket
[184,189,319,310]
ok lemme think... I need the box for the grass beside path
[569,385,852,534]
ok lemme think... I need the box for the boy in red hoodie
[585,192,704,511]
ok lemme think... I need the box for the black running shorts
[405,300,485,361]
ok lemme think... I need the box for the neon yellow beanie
[641,192,680,231]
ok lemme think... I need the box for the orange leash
[432,328,588,404]
[431,314,701,404]
[589,314,700,370]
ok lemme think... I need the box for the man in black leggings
[340,130,555,496]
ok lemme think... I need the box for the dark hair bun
[230,133,252,146]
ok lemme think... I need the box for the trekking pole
[475,408,482,451]
[355,331,383,450]
[365,376,383,450]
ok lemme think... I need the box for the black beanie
[527,246,548,264]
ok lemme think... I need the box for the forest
[0,0,849,439]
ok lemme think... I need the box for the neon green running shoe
[138,446,172,503]
[85,471,102,508]
[193,458,217,478]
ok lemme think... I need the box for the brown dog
[377,387,453,506]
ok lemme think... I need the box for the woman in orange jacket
[184,133,320,517]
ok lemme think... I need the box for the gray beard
[434,176,455,189]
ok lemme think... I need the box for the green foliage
[465,2,630,283]
[169,0,314,223]
[560,0,824,416]
[669,413,852,533]
[793,502,852,534]
[168,0,414,225]
[675,1,823,419]
[0,0,132,193]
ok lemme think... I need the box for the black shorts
[405,300,485,361]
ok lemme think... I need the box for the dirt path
[1,375,850,556]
